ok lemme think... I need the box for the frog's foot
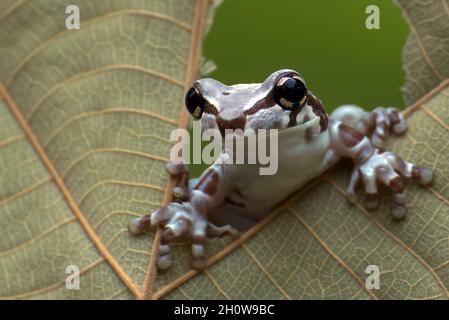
[330,106,406,148]
[129,202,205,269]
[348,150,433,219]
[369,107,407,148]
[166,162,189,201]
[129,202,238,270]
[330,115,432,219]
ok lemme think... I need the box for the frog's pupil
[274,77,307,110]
[281,78,306,103]
[185,87,204,119]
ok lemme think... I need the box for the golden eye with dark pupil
[274,76,308,110]
[185,87,205,119]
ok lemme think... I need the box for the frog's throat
[279,115,321,138]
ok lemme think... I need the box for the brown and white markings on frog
[129,69,434,270]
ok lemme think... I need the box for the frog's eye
[274,75,308,110]
[185,87,205,119]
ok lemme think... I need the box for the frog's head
[184,69,328,137]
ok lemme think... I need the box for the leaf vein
[203,269,231,300]
[61,147,169,178]
[420,104,449,131]
[288,208,378,300]
[26,64,184,122]
[328,178,449,297]
[143,0,211,299]
[241,243,292,299]
[78,180,164,209]
[403,79,449,118]
[0,85,143,298]
[5,9,193,86]
[0,217,76,258]
[400,6,445,81]
[0,0,26,22]
[0,258,104,299]
[0,134,24,149]
[92,210,146,230]
[444,0,449,15]
[0,177,51,208]
[43,108,177,148]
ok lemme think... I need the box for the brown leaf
[396,0,449,104]
[1,0,448,300]
[0,0,214,299]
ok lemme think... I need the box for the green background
[203,0,410,111]
[191,0,410,177]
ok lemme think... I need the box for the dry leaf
[0,0,448,300]
[0,0,214,299]
[396,0,449,104]
[154,1,449,300]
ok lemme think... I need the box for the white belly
[225,117,333,221]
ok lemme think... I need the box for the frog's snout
[215,114,246,136]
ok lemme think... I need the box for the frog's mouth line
[200,92,328,140]
[216,105,323,140]
[305,94,328,131]
[281,98,326,135]
[280,114,321,137]
[283,93,327,133]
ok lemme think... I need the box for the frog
[128,69,434,270]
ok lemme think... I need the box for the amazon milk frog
[129,69,433,270]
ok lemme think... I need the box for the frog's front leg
[165,162,190,201]
[330,105,407,147]
[129,157,239,270]
[329,106,433,219]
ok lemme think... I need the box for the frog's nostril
[216,115,246,136]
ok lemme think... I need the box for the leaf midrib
[328,178,449,298]
[142,0,211,300]
[0,0,213,300]
[0,84,143,297]
[3,8,193,87]
[398,0,446,81]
